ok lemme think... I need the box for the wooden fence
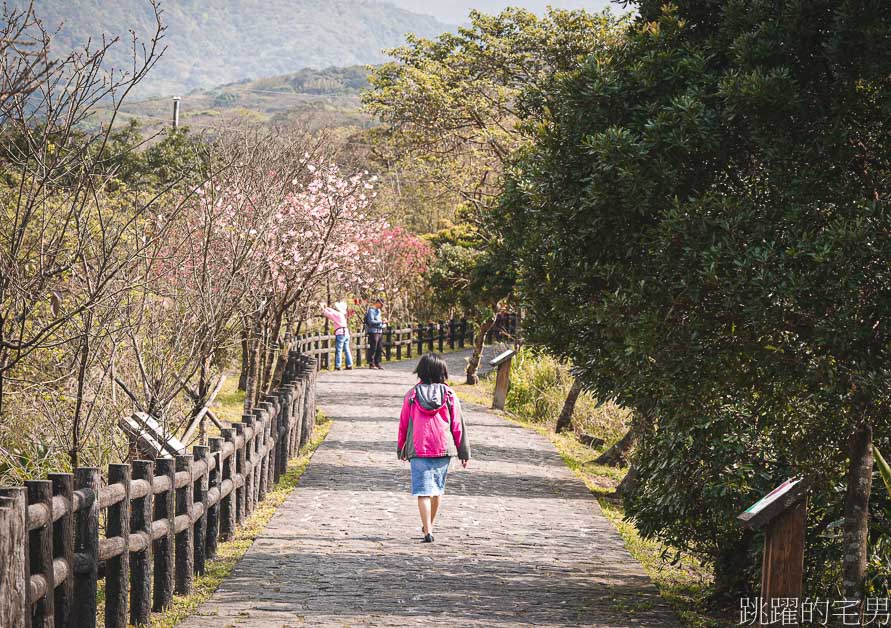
[0,351,318,628]
[297,314,519,370]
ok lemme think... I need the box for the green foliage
[498,0,891,598]
[876,447,891,498]
[505,348,628,443]
[423,219,513,319]
[103,120,210,189]
[364,6,624,198]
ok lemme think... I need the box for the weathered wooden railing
[0,351,318,628]
[295,319,467,370]
[296,314,519,370]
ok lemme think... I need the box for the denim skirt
[410,457,450,496]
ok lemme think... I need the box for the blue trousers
[335,334,353,368]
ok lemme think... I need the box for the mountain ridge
[28,0,450,97]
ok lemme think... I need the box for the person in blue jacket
[365,298,385,369]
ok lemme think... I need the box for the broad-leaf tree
[500,0,891,604]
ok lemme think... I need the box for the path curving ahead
[182,350,677,627]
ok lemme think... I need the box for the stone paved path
[182,350,677,627]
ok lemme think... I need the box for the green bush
[505,348,628,444]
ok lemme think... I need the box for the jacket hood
[414,383,447,412]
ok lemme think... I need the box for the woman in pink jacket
[397,353,470,543]
[321,301,353,370]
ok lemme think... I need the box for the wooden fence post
[106,464,130,628]
[0,487,29,628]
[294,382,303,455]
[129,461,153,627]
[301,377,312,448]
[288,382,300,457]
[263,401,278,487]
[240,418,256,517]
[448,319,456,350]
[192,446,209,576]
[385,327,393,361]
[233,424,246,527]
[220,429,236,541]
[277,390,290,476]
[253,412,268,503]
[174,454,194,595]
[73,468,99,627]
[48,473,74,627]
[252,414,263,505]
[206,439,223,561]
[26,480,54,627]
[153,458,175,612]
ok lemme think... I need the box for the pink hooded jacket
[321,307,349,336]
[397,383,470,461]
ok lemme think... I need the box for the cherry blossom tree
[353,226,433,322]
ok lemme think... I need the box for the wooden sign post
[738,478,808,624]
[489,349,516,410]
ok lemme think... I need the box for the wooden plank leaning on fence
[0,353,317,627]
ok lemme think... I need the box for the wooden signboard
[489,349,516,411]
[738,477,808,624]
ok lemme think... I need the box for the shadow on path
[182,348,677,627]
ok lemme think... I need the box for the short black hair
[414,353,448,384]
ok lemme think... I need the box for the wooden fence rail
[0,351,318,628]
[296,314,519,370]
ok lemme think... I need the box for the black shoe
[345,366,353,370]
[422,533,434,543]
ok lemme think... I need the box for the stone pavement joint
[181,349,678,627]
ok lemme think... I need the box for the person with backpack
[321,300,353,371]
[397,353,470,543]
[364,298,385,369]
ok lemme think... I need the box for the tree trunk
[198,354,210,402]
[69,312,93,469]
[465,315,496,385]
[255,324,268,405]
[270,338,292,390]
[595,429,636,467]
[260,310,285,395]
[238,328,249,391]
[555,379,584,434]
[842,422,873,610]
[614,464,639,498]
[242,330,261,415]
[0,351,6,417]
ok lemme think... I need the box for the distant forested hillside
[26,0,449,96]
[108,66,373,134]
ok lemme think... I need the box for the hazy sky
[386,1,619,24]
